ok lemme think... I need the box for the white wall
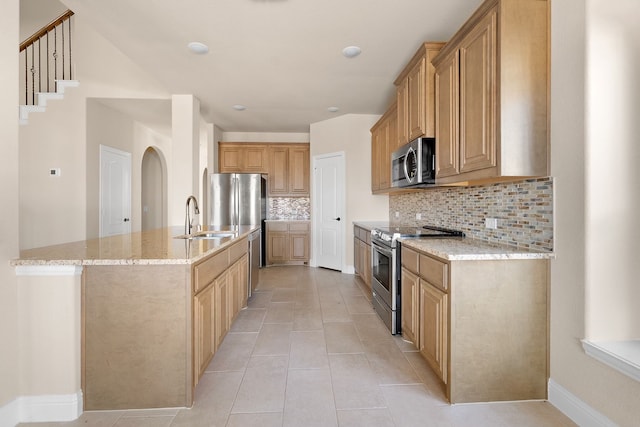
[0,0,20,418]
[550,0,640,425]
[18,15,171,249]
[310,114,389,269]
[19,0,67,41]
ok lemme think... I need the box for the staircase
[20,10,75,125]
[19,80,79,125]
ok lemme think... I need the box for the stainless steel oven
[371,235,398,333]
[370,225,465,335]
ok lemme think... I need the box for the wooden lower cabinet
[419,280,448,383]
[400,243,549,404]
[400,268,419,346]
[353,225,372,290]
[266,221,310,265]
[194,284,214,382]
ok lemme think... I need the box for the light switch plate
[395,211,400,218]
[485,218,498,229]
[416,213,422,220]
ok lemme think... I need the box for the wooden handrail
[19,10,74,52]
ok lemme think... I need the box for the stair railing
[19,10,74,105]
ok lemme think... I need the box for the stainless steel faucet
[185,195,200,235]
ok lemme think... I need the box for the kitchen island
[12,225,258,411]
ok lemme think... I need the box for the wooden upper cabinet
[459,9,497,174]
[288,146,310,195]
[268,146,289,195]
[394,42,445,146]
[432,0,549,184]
[218,143,268,173]
[370,102,395,194]
[268,144,310,196]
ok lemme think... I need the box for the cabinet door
[269,147,289,195]
[354,237,361,277]
[214,272,230,348]
[401,268,419,347]
[228,260,240,322]
[396,79,409,147]
[364,242,371,289]
[244,146,268,173]
[194,284,214,384]
[288,146,310,195]
[289,232,309,261]
[267,232,288,264]
[370,127,382,192]
[219,146,243,173]
[378,119,390,190]
[407,57,427,141]
[238,254,248,309]
[435,51,460,178]
[419,280,448,383]
[459,8,497,174]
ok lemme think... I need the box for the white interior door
[100,145,132,237]
[313,152,345,271]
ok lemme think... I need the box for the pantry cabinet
[433,0,549,184]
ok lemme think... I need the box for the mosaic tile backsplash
[389,177,554,251]
[268,197,311,220]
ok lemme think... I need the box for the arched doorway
[141,147,167,231]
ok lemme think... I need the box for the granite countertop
[11,225,259,267]
[400,237,555,261]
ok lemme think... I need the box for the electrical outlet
[49,168,61,177]
[485,218,498,229]
[395,211,400,219]
[416,213,422,220]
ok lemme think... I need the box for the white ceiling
[58,0,481,133]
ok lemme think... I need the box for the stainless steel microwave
[391,137,436,188]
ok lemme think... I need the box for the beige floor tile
[320,296,352,322]
[247,290,272,309]
[343,294,375,314]
[229,308,266,333]
[232,355,289,413]
[171,371,244,427]
[324,321,364,354]
[283,368,338,427]
[289,330,329,369]
[329,353,386,410]
[271,287,297,302]
[403,351,447,402]
[292,307,324,331]
[252,322,292,355]
[393,334,418,352]
[226,412,284,427]
[351,313,395,343]
[439,401,578,427]
[113,416,174,427]
[336,408,396,427]
[363,340,421,385]
[206,332,258,372]
[380,384,446,427]
[18,410,125,427]
[264,301,295,323]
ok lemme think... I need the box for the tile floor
[20,266,576,427]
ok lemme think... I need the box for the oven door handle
[371,241,393,258]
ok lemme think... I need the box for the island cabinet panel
[83,264,192,410]
[194,284,214,380]
[419,280,448,383]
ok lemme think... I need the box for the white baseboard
[548,379,616,427]
[0,391,83,426]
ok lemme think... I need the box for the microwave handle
[403,147,415,183]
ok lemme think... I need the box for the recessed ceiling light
[342,46,362,58]
[187,42,209,54]
[328,107,339,113]
[233,104,247,111]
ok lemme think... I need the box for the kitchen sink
[174,230,238,240]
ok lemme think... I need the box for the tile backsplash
[268,197,311,220]
[389,177,554,251]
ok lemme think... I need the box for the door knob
[333,217,341,221]
[124,218,130,222]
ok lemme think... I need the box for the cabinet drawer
[289,222,309,232]
[228,237,248,264]
[194,250,228,294]
[267,222,288,232]
[419,254,448,291]
[401,246,419,275]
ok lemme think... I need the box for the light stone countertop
[11,225,259,267]
[352,221,393,231]
[400,237,555,261]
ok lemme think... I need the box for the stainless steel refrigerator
[208,173,267,272]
